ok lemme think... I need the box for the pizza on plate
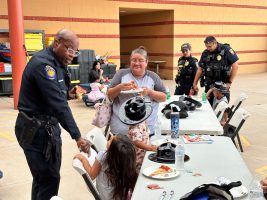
[149,165,173,177]
[130,80,138,90]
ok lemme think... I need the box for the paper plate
[142,165,179,180]
[120,88,143,94]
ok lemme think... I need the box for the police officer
[193,36,239,104]
[15,29,89,200]
[174,43,198,95]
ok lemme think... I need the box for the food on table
[147,184,162,190]
[149,165,173,177]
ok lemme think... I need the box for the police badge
[229,49,235,55]
[185,61,189,66]
[217,55,222,61]
[44,65,56,80]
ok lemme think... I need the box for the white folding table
[132,137,253,200]
[158,96,224,135]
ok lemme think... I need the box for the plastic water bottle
[154,119,162,139]
[175,138,185,170]
[202,92,207,103]
[166,87,171,101]
[170,112,179,139]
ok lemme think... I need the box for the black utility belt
[24,112,58,126]
[17,112,58,145]
[36,115,58,126]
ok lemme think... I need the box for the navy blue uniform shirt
[199,43,239,69]
[18,46,81,140]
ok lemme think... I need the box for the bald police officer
[174,43,198,95]
[15,29,89,200]
[193,36,239,104]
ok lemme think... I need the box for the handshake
[76,137,92,155]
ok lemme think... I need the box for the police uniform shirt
[176,56,198,84]
[18,46,81,139]
[198,43,239,69]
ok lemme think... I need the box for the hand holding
[225,83,231,90]
[120,82,133,91]
[193,84,199,93]
[68,86,77,99]
[76,137,91,153]
[140,86,151,97]
[74,153,86,161]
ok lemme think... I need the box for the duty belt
[24,112,58,126]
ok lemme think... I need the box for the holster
[18,112,42,145]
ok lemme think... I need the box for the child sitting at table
[128,121,158,172]
[207,81,229,126]
[74,134,137,200]
[118,96,158,172]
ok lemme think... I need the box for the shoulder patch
[44,65,56,80]
[229,49,235,55]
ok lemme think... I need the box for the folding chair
[85,127,107,153]
[223,108,251,152]
[214,101,229,122]
[228,93,248,122]
[72,158,102,200]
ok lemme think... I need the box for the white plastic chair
[85,127,107,152]
[228,93,248,121]
[223,108,251,152]
[214,101,229,122]
[72,157,102,200]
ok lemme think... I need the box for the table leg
[156,63,159,74]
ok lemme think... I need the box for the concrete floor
[0,73,267,200]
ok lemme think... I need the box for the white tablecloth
[158,96,224,135]
[132,137,253,200]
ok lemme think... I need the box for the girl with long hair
[74,134,137,200]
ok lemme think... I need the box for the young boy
[207,82,229,125]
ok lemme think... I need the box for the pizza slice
[149,165,173,177]
[130,80,138,90]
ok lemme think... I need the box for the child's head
[104,134,137,200]
[92,61,101,71]
[213,89,224,99]
[212,82,227,99]
[89,71,100,83]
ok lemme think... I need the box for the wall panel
[0,0,267,78]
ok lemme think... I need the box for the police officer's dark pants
[15,117,62,200]
[174,85,192,95]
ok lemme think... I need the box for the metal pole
[7,0,26,109]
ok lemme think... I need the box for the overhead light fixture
[120,10,127,13]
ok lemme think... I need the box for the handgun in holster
[18,112,42,145]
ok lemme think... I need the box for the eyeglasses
[62,43,80,57]
[131,59,146,63]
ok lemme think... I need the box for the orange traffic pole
[7,0,26,109]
